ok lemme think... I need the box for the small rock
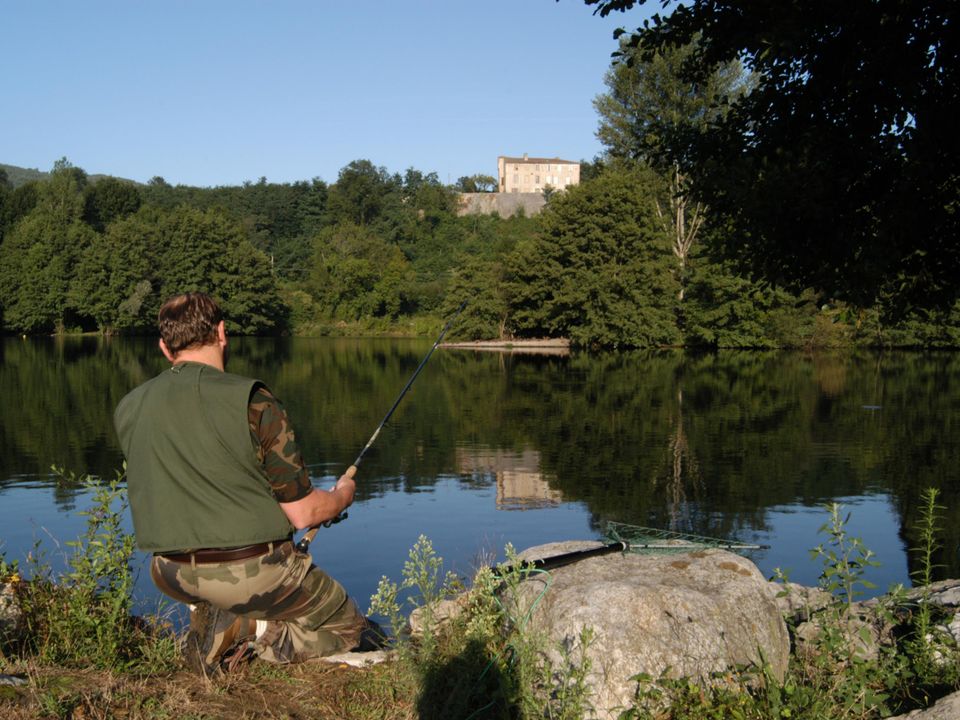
[930,586,960,607]
[0,674,28,687]
[318,650,390,668]
[904,580,960,607]
[408,595,468,637]
[0,582,24,642]
[948,613,960,645]
[794,611,883,662]
[768,581,834,622]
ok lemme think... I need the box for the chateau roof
[499,155,579,165]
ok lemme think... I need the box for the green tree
[586,0,960,313]
[0,161,94,333]
[681,252,814,348]
[0,182,39,237]
[445,257,514,340]
[71,205,284,333]
[82,177,143,232]
[509,165,679,348]
[309,221,413,321]
[325,160,399,226]
[69,206,166,332]
[455,174,498,193]
[594,38,747,301]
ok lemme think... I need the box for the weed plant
[903,487,960,704]
[15,468,177,672]
[370,538,594,720]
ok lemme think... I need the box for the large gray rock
[890,690,960,719]
[512,542,790,720]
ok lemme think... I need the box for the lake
[1,336,958,623]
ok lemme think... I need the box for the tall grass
[13,468,177,672]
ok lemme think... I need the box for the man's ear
[159,338,176,363]
[217,320,227,349]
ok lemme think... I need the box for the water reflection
[456,447,562,510]
[1,337,958,592]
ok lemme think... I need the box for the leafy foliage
[587,0,960,313]
[1,150,957,347]
[510,164,680,348]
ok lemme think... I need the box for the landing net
[604,521,764,554]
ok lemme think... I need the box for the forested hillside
[0,154,957,347]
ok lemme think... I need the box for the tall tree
[0,161,94,332]
[509,165,679,348]
[594,39,746,300]
[455,174,498,193]
[70,206,285,333]
[309,221,413,321]
[325,160,399,226]
[585,0,960,313]
[83,177,142,231]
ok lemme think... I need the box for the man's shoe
[182,602,257,675]
[354,617,390,652]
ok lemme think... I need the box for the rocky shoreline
[3,544,959,718]
[414,541,960,719]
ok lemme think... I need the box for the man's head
[157,292,225,361]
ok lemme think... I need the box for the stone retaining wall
[457,192,546,218]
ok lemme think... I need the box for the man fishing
[114,291,374,674]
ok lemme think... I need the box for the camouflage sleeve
[248,385,314,504]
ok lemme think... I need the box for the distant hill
[0,162,138,188]
[0,163,48,188]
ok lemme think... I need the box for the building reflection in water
[456,447,563,510]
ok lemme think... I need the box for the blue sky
[3,1,654,188]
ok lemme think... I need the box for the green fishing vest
[113,362,294,552]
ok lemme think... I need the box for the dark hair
[157,292,223,354]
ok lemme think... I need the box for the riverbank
[3,540,959,719]
[2,577,959,720]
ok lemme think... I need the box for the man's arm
[279,473,356,530]
[248,385,355,530]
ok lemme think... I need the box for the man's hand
[332,472,356,508]
[280,471,356,530]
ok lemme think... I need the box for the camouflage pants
[151,540,365,662]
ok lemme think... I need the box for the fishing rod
[296,300,468,553]
[491,537,768,578]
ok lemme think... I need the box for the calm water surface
[1,337,958,620]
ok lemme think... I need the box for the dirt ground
[0,658,417,720]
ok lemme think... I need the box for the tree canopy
[1,151,956,348]
[585,0,960,313]
[510,165,681,348]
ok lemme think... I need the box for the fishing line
[297,300,468,551]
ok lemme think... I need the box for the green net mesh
[604,521,763,554]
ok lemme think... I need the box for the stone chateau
[458,153,581,218]
[497,153,580,194]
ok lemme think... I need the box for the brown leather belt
[157,540,289,564]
